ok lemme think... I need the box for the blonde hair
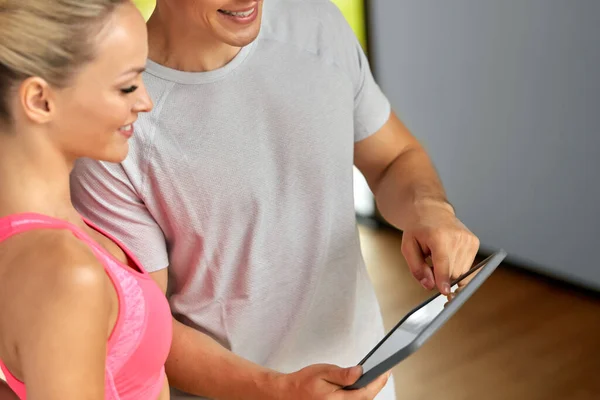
[0,0,128,123]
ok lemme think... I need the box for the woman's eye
[121,85,138,94]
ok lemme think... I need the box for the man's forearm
[374,144,454,230]
[166,318,279,400]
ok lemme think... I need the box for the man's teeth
[119,124,132,131]
[220,8,254,17]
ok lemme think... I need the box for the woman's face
[49,2,153,163]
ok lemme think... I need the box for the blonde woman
[0,1,171,399]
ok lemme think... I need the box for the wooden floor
[359,223,600,400]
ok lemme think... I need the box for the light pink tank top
[0,213,172,399]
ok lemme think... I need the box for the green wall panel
[331,0,367,50]
[132,0,155,21]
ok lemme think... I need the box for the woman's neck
[0,132,80,222]
[146,6,241,72]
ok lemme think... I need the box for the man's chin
[226,31,261,48]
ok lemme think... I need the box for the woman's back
[0,213,172,399]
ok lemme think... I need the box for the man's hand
[355,111,481,295]
[270,364,390,400]
[399,200,480,295]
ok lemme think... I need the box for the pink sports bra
[0,213,173,400]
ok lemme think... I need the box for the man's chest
[140,53,358,240]
[151,79,353,196]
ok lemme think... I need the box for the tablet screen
[361,285,455,373]
[359,252,502,376]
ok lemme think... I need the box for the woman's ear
[19,77,54,124]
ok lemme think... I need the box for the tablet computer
[345,249,508,390]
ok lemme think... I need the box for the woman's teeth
[119,124,132,131]
[219,8,254,17]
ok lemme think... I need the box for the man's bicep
[354,111,422,190]
[150,267,169,295]
[70,158,169,272]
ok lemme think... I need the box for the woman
[0,1,171,399]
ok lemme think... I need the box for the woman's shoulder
[0,227,105,286]
[0,228,111,365]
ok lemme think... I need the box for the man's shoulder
[265,0,341,17]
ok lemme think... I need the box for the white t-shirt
[71,1,395,398]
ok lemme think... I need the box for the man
[71,0,480,399]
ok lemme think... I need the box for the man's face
[166,0,263,47]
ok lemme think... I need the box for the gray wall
[368,0,600,290]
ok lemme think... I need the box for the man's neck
[146,8,242,72]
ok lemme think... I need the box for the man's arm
[355,112,450,220]
[149,270,388,400]
[150,269,276,399]
[355,111,480,294]
[321,0,479,292]
[167,318,277,399]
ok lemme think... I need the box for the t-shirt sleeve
[324,1,392,142]
[70,158,169,273]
